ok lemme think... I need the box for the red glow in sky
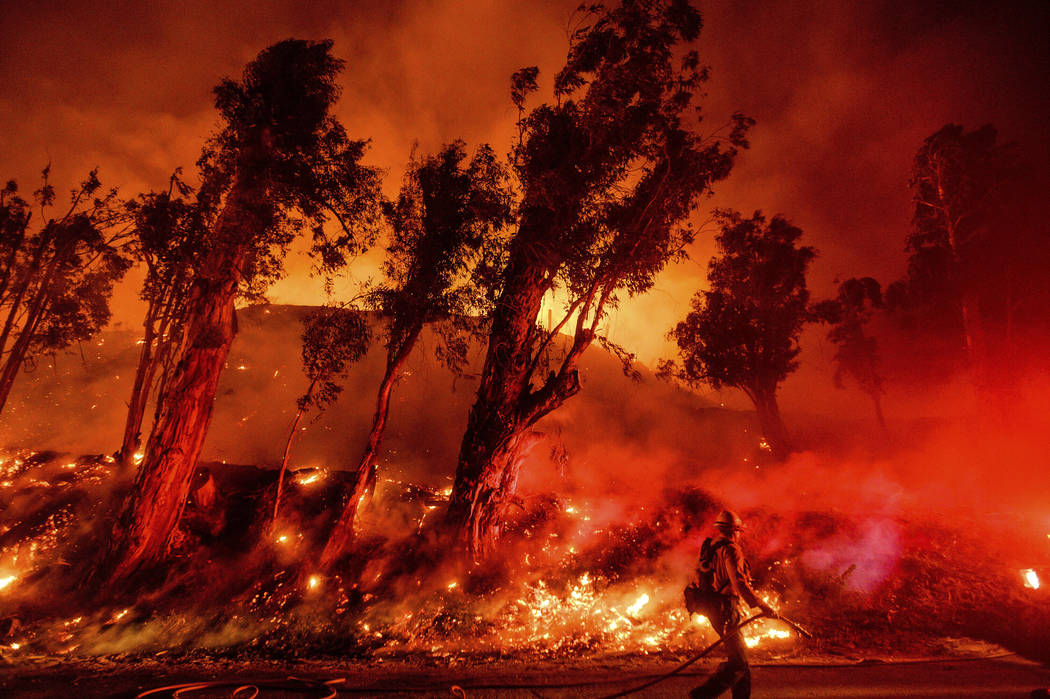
[1,0,1047,364]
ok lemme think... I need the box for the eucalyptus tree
[814,277,887,432]
[320,141,512,567]
[668,210,816,461]
[105,39,384,582]
[0,169,130,418]
[893,123,1037,386]
[273,305,370,528]
[117,172,204,468]
[445,0,751,557]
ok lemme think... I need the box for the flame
[0,456,809,659]
[745,627,792,648]
[626,593,649,616]
[1022,568,1040,589]
[293,469,326,486]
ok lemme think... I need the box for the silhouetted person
[690,510,777,699]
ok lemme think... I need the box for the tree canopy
[668,209,815,459]
[0,168,131,417]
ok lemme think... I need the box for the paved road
[627,658,1050,698]
[3,656,1048,698]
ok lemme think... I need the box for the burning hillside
[1,440,1047,669]
[2,318,1049,675]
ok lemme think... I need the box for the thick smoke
[2,0,1046,367]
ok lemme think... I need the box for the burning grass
[0,450,1047,666]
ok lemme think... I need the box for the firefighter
[690,509,777,699]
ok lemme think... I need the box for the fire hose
[597,611,812,699]
[135,677,345,698]
[133,613,813,698]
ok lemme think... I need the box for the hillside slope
[0,305,761,491]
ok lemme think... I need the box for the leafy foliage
[194,39,385,296]
[813,277,884,398]
[0,167,131,415]
[128,170,205,313]
[117,173,210,463]
[501,0,750,421]
[298,307,370,412]
[378,140,513,372]
[669,210,816,400]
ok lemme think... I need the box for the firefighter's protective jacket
[711,537,763,608]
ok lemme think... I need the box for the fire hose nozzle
[767,612,812,639]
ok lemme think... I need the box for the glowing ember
[0,575,16,591]
[133,452,145,464]
[9,643,20,650]
[307,575,322,590]
[1022,568,1040,589]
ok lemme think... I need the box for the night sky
[1,0,1047,365]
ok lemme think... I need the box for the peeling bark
[104,181,262,583]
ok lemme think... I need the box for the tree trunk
[272,401,308,527]
[103,180,262,584]
[751,387,793,461]
[320,332,416,568]
[0,262,57,416]
[0,228,52,360]
[117,302,160,469]
[870,390,889,436]
[0,223,27,316]
[444,226,554,556]
[450,427,543,560]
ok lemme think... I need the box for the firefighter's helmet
[714,509,745,531]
